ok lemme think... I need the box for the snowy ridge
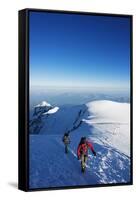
[43,106,59,115]
[29,100,130,188]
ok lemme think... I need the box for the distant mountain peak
[35,101,51,108]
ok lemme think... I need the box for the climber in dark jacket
[62,133,70,154]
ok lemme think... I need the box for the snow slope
[29,100,131,189]
[85,100,130,156]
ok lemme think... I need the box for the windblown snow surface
[29,100,130,189]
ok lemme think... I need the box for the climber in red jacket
[77,137,96,172]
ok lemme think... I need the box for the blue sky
[29,11,130,90]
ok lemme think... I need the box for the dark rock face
[29,102,53,135]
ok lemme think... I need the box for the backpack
[63,136,70,144]
[79,142,88,154]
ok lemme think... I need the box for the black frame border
[18,8,133,192]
